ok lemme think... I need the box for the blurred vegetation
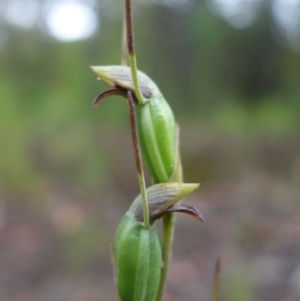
[0,1,299,199]
[0,1,298,197]
[0,1,300,300]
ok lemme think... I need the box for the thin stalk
[156,131,183,301]
[121,15,128,66]
[155,212,177,300]
[125,0,146,105]
[211,256,221,301]
[124,1,184,299]
[156,211,181,300]
[127,91,150,229]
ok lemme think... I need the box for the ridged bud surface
[90,65,177,183]
[135,93,176,183]
[114,214,162,301]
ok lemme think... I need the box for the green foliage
[1,1,299,199]
[225,266,255,301]
[61,223,103,272]
[212,98,300,135]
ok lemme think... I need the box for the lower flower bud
[114,183,203,301]
[114,214,162,301]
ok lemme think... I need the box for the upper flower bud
[90,65,155,99]
[91,65,178,183]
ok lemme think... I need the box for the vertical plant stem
[156,132,183,301]
[156,212,177,300]
[124,1,184,299]
[127,91,150,229]
[121,15,128,66]
[156,208,181,300]
[211,256,221,301]
[124,0,149,228]
[125,0,146,105]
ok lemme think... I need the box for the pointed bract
[90,65,154,98]
[129,182,201,223]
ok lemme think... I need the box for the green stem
[127,91,150,229]
[125,0,146,106]
[125,0,148,227]
[125,0,183,297]
[121,14,128,66]
[212,256,221,301]
[156,130,183,301]
[156,212,176,300]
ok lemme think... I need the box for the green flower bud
[135,92,176,183]
[113,182,204,301]
[114,215,162,301]
[90,66,177,183]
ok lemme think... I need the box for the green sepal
[136,94,176,183]
[90,65,177,183]
[114,214,161,301]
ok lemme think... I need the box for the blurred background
[0,0,300,300]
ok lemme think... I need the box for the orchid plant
[90,1,220,300]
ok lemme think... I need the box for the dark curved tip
[167,204,205,222]
[92,88,127,108]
